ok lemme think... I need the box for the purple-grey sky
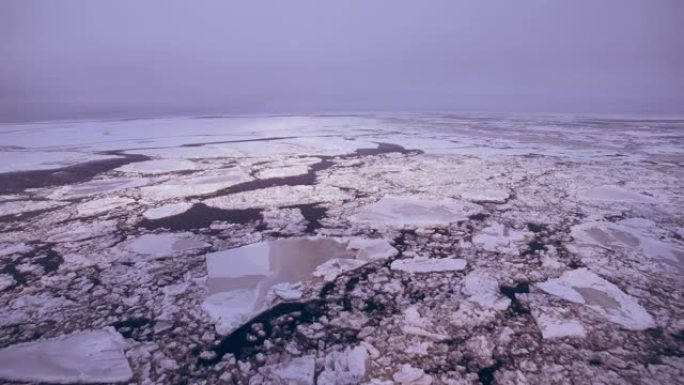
[1,0,682,122]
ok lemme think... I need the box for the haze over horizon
[1,0,683,123]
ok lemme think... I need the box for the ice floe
[204,185,351,210]
[401,306,449,340]
[390,257,466,274]
[570,221,684,270]
[138,168,252,201]
[579,185,658,203]
[0,199,67,217]
[116,158,198,174]
[536,268,655,330]
[142,202,193,220]
[46,220,118,243]
[0,274,15,291]
[472,222,530,253]
[47,178,148,200]
[318,346,369,385]
[350,196,482,228]
[259,355,316,385]
[202,237,395,334]
[530,304,586,339]
[0,328,132,384]
[392,364,433,385]
[77,197,135,217]
[462,270,511,310]
[126,232,210,258]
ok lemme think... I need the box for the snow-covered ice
[1,115,682,385]
[350,196,482,228]
[142,202,193,220]
[0,328,132,384]
[536,268,655,330]
[390,257,467,274]
[127,232,210,258]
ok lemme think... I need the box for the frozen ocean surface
[0,114,682,384]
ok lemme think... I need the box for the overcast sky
[1,0,682,122]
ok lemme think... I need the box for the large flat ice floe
[138,168,252,201]
[202,237,396,335]
[390,257,466,274]
[204,185,352,210]
[350,196,482,228]
[142,202,193,220]
[126,232,210,258]
[115,158,198,174]
[570,221,684,272]
[0,328,132,383]
[536,268,655,330]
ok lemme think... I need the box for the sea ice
[127,232,210,258]
[579,185,658,203]
[0,200,67,217]
[46,220,118,243]
[258,355,316,385]
[142,202,193,220]
[202,237,395,334]
[536,268,655,330]
[313,258,369,281]
[472,222,529,253]
[346,238,399,261]
[462,271,512,311]
[350,196,482,228]
[116,158,198,174]
[460,189,510,203]
[392,364,433,385]
[77,197,135,217]
[571,221,683,267]
[47,178,148,200]
[0,328,132,384]
[530,305,586,339]
[390,257,467,274]
[0,274,15,291]
[138,168,251,201]
[317,346,369,385]
[204,185,351,210]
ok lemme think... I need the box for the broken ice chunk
[530,305,586,339]
[350,196,482,228]
[127,232,210,258]
[116,158,198,174]
[472,222,529,253]
[317,346,369,385]
[392,364,433,385]
[390,257,467,274]
[346,238,398,261]
[76,196,135,217]
[462,271,511,310]
[536,268,655,330]
[142,202,193,220]
[0,328,132,384]
[259,355,316,385]
[313,258,368,281]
